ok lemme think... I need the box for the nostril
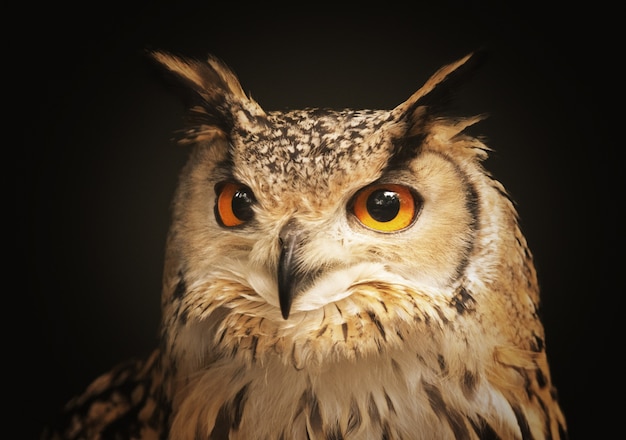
[279,218,301,243]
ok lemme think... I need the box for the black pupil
[232,188,255,221]
[366,189,400,222]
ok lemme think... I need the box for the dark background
[17,3,618,439]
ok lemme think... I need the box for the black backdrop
[19,3,618,439]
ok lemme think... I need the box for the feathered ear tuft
[148,51,266,145]
[383,51,489,168]
[391,51,486,136]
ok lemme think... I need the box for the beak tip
[279,299,291,320]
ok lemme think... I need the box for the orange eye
[215,182,256,227]
[351,184,419,232]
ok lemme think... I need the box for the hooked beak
[277,221,305,320]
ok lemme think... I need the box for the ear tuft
[148,51,266,145]
[391,51,487,134]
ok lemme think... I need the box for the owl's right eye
[215,182,256,227]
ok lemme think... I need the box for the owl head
[151,51,540,373]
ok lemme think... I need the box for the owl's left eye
[350,183,420,232]
[215,182,256,227]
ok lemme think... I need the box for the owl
[42,51,568,440]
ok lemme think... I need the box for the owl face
[156,52,519,370]
[174,107,480,311]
